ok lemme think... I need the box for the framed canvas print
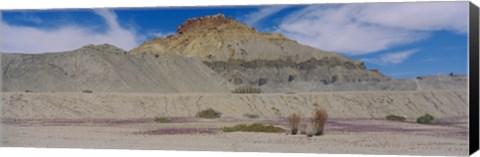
[1,0,479,156]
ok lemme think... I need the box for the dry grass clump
[311,108,328,136]
[287,113,301,135]
[243,113,259,119]
[82,90,93,93]
[305,120,320,137]
[196,108,222,119]
[223,123,285,133]
[386,114,406,121]
[287,107,328,137]
[232,84,261,94]
[154,117,172,123]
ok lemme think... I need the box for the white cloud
[362,49,419,65]
[276,2,468,55]
[1,9,139,53]
[150,31,174,38]
[20,13,43,24]
[354,2,468,33]
[243,6,288,26]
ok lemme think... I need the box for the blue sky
[0,2,469,78]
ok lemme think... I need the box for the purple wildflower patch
[140,128,219,135]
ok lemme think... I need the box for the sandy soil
[1,91,470,156]
[1,117,469,156]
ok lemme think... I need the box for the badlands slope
[2,90,467,119]
[1,44,231,93]
[132,14,390,85]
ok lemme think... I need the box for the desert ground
[1,90,469,156]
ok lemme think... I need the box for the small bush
[305,120,319,137]
[82,90,93,93]
[299,124,307,135]
[386,114,406,121]
[232,84,262,94]
[154,117,172,123]
[311,108,328,136]
[223,124,247,132]
[287,113,301,135]
[417,114,435,124]
[25,90,32,93]
[244,113,259,119]
[271,107,280,112]
[223,123,285,133]
[196,108,222,119]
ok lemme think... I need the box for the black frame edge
[470,1,480,156]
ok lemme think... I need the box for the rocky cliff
[132,14,391,86]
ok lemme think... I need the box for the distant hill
[132,14,391,86]
[1,44,231,93]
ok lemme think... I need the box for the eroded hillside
[1,44,232,93]
[132,14,391,86]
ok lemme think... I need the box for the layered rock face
[1,44,231,93]
[262,74,468,93]
[132,14,390,86]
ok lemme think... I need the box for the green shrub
[223,123,285,133]
[223,124,247,132]
[82,90,93,93]
[154,117,172,123]
[244,113,259,119]
[232,84,261,94]
[386,114,406,121]
[416,114,435,124]
[25,90,32,93]
[196,108,222,119]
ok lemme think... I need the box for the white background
[0,0,479,157]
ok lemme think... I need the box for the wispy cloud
[150,31,174,38]
[18,13,43,24]
[1,9,139,53]
[362,49,419,65]
[354,2,468,33]
[243,6,288,26]
[276,2,468,55]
